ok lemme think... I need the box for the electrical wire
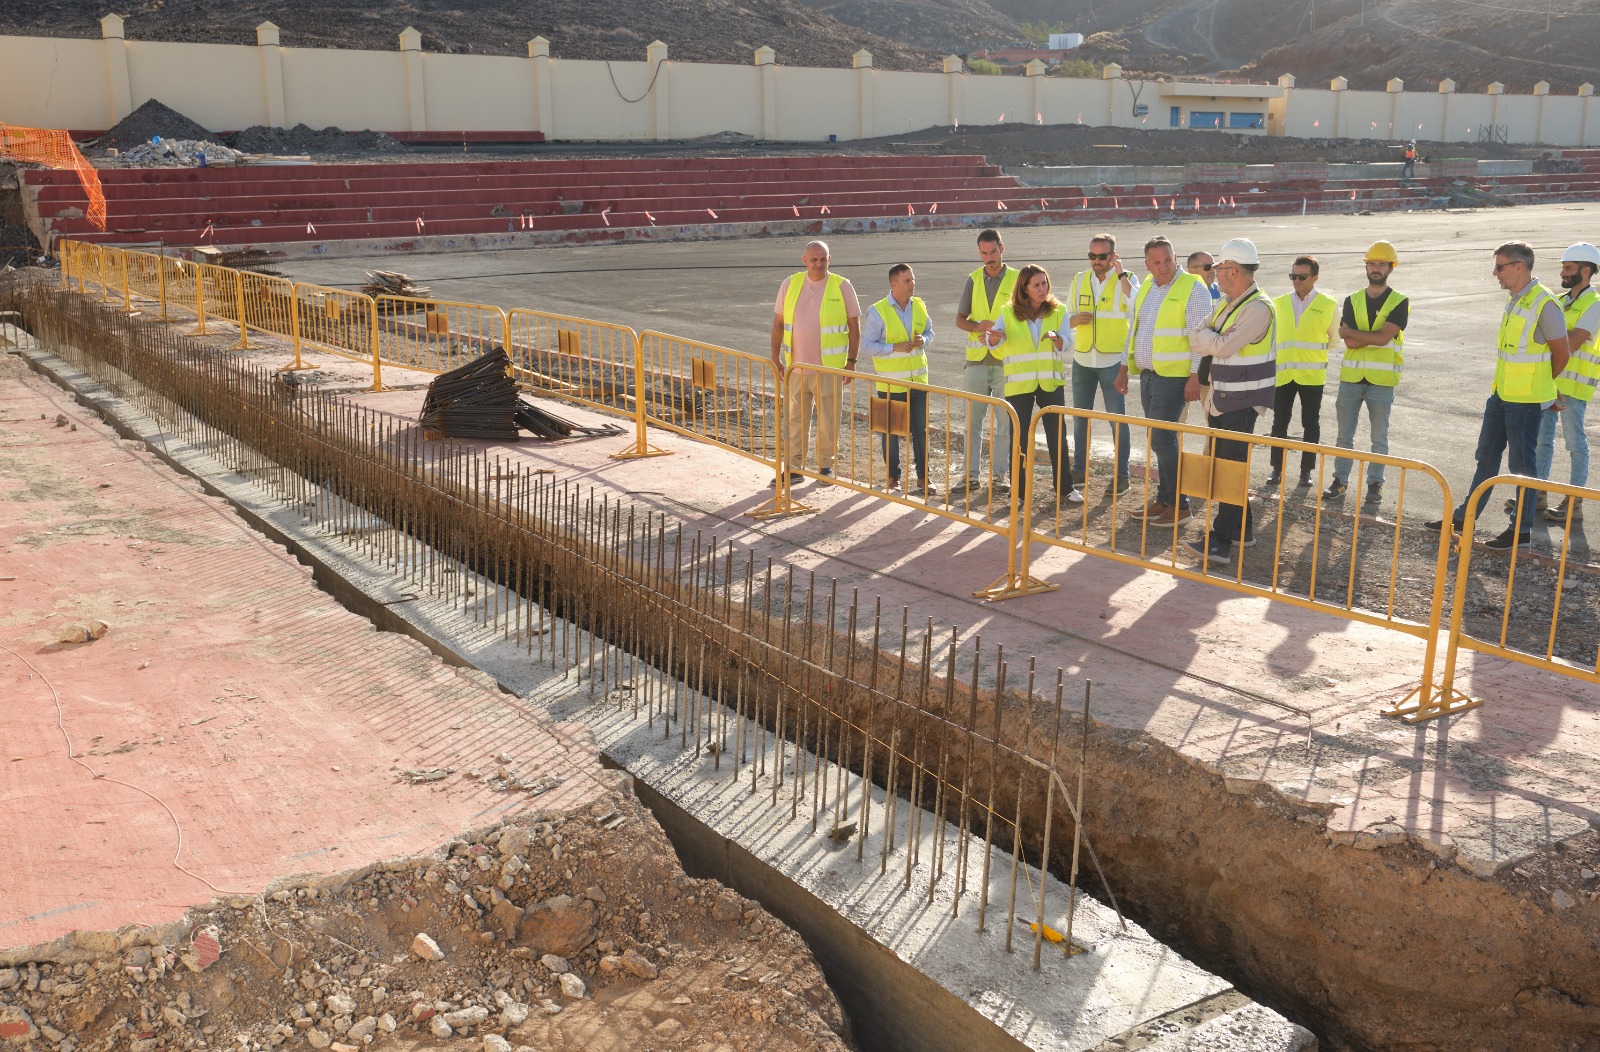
[606,58,667,104]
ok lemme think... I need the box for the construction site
[5,7,1600,1052]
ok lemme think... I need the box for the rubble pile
[116,140,240,168]
[0,795,850,1052]
[360,271,431,299]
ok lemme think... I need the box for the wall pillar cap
[528,36,550,58]
[647,40,669,62]
[1580,83,1595,97]
[1024,58,1046,76]
[99,12,125,39]
[1101,62,1122,79]
[1487,81,1505,95]
[1330,76,1348,91]
[1277,73,1295,88]
[398,26,422,52]
[852,48,873,69]
[754,45,775,66]
[256,21,280,47]
[1533,80,1550,96]
[942,54,963,73]
[1386,77,1404,93]
[1439,78,1456,93]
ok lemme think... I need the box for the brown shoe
[1131,498,1166,520]
[1147,503,1193,526]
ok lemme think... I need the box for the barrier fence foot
[1381,682,1482,724]
[974,572,1059,601]
[746,494,817,519]
[609,441,673,460]
[276,362,317,372]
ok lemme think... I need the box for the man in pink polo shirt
[770,241,862,483]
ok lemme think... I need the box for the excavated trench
[10,281,1600,1052]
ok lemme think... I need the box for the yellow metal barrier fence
[507,307,665,460]
[1426,476,1600,720]
[1013,406,1458,709]
[786,362,1028,596]
[291,283,385,390]
[375,295,508,376]
[239,270,298,345]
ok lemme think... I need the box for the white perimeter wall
[2,24,1597,148]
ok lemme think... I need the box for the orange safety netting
[0,123,106,231]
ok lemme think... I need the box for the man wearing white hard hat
[1536,242,1600,525]
[1184,238,1277,566]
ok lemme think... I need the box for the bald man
[771,241,862,483]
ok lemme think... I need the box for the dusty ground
[0,797,853,1052]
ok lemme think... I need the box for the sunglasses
[1493,261,1523,273]
[1195,264,1214,272]
[1087,252,1112,260]
[1288,273,1312,281]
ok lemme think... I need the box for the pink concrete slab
[342,385,1599,875]
[0,363,604,951]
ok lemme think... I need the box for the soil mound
[229,125,406,155]
[97,99,213,152]
[0,796,852,1052]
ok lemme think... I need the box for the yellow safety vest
[997,304,1068,397]
[1339,290,1406,386]
[964,265,1019,362]
[1558,286,1600,404]
[869,296,931,394]
[1271,290,1337,386]
[781,272,851,370]
[1495,281,1560,404]
[1070,269,1134,368]
[1127,273,1204,377]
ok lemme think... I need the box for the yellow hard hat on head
[1365,240,1399,265]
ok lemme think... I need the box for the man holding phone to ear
[1069,233,1138,495]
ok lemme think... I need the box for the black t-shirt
[1341,290,1409,332]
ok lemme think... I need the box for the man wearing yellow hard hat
[1326,240,1409,507]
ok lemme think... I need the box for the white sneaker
[1065,488,1084,504]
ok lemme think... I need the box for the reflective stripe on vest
[782,271,851,370]
[1495,281,1559,404]
[1208,289,1278,412]
[1128,272,1203,377]
[998,304,1068,396]
[965,265,1020,362]
[1558,286,1600,403]
[1271,290,1336,386]
[1070,269,1132,368]
[1339,290,1407,386]
[869,296,931,394]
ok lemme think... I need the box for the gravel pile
[228,125,405,155]
[0,794,850,1052]
[96,100,214,154]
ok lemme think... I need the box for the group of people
[770,230,1597,561]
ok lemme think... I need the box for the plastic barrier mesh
[0,123,107,231]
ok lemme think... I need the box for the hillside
[0,0,941,71]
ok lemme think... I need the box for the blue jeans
[1071,361,1131,481]
[1332,381,1395,485]
[1455,393,1544,534]
[1139,372,1189,509]
[962,361,1009,482]
[1536,398,1590,487]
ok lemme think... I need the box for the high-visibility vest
[1208,288,1278,413]
[1271,290,1337,386]
[1495,281,1560,404]
[964,265,1019,362]
[869,296,930,394]
[997,304,1068,397]
[1339,290,1407,386]
[1127,273,1204,377]
[1069,269,1134,368]
[1558,286,1600,404]
[781,272,851,370]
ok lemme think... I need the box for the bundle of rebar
[420,348,625,441]
[362,270,432,298]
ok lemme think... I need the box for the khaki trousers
[784,371,842,473]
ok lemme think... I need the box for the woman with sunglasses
[984,265,1082,504]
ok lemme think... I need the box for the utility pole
[1310,0,1315,32]
[1547,0,1553,33]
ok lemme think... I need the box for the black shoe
[1484,527,1533,552]
[1423,518,1463,532]
[1364,482,1383,505]
[1298,473,1314,488]
[1240,532,1257,547]
[770,472,805,487]
[1264,470,1281,488]
[1183,537,1232,565]
[1110,475,1133,495]
[818,467,833,478]
[1324,479,1347,499]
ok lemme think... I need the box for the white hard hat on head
[1561,242,1600,266]
[1216,238,1259,266]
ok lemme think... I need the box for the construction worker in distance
[984,265,1080,505]
[1402,141,1417,180]
[1427,241,1569,550]
[1267,255,1339,489]
[1326,240,1408,507]
[954,229,1016,495]
[1184,238,1277,566]
[771,240,861,487]
[1116,236,1214,526]
[1187,250,1222,301]
[1068,232,1138,495]
[864,263,936,497]
[1535,242,1600,525]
